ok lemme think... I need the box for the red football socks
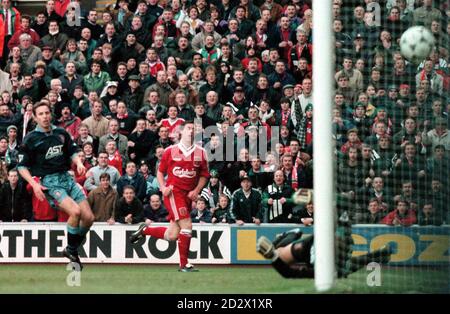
[142,226,167,239]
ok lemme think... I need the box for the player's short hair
[32,101,51,116]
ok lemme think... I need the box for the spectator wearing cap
[33,60,51,88]
[350,32,371,62]
[201,169,232,209]
[422,117,450,152]
[4,124,19,169]
[230,175,263,225]
[122,75,144,114]
[281,83,295,102]
[41,44,64,78]
[7,15,40,50]
[100,81,121,107]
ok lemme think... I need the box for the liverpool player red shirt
[159,143,209,192]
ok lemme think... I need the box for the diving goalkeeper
[257,189,392,278]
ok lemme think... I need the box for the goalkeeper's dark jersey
[17,125,79,177]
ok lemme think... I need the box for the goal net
[314,0,450,293]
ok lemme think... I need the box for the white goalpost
[313,0,336,291]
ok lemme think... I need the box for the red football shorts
[164,188,192,221]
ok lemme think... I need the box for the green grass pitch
[0,264,448,294]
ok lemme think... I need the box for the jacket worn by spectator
[59,73,84,96]
[231,188,263,223]
[190,208,212,223]
[40,32,68,54]
[144,204,168,223]
[0,181,32,222]
[114,197,144,224]
[87,185,118,222]
[381,208,417,226]
[116,172,147,202]
[262,183,295,223]
[127,129,157,163]
[84,165,121,192]
[98,132,128,160]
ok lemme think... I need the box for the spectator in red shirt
[7,15,40,49]
[382,199,417,226]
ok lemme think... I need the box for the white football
[400,26,435,64]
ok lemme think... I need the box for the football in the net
[399,26,435,64]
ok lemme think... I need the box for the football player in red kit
[129,120,209,271]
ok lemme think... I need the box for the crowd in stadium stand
[0,0,448,226]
